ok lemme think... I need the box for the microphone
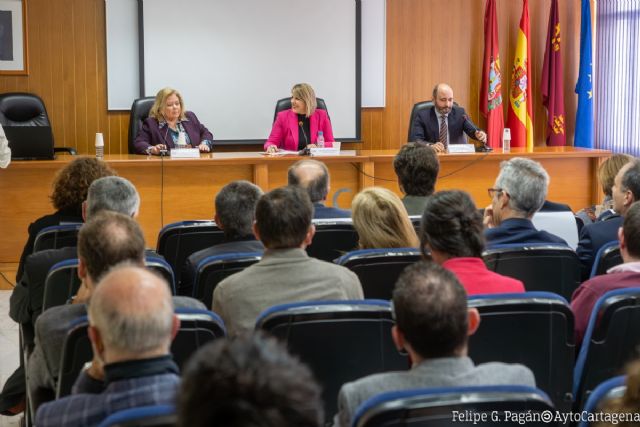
[462,115,492,152]
[298,121,308,148]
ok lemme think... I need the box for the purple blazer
[134,111,213,154]
[264,109,334,151]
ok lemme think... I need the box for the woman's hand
[148,144,166,155]
[266,145,278,154]
[198,142,210,152]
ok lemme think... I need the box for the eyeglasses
[487,188,504,198]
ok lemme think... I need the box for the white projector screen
[142,0,360,143]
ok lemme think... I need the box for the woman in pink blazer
[264,83,334,153]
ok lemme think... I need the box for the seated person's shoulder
[172,296,207,310]
[473,361,536,386]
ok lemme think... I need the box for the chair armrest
[53,147,77,155]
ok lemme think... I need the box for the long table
[0,147,610,263]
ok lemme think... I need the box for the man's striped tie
[439,115,448,150]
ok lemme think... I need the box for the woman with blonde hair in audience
[351,187,419,249]
[594,359,640,427]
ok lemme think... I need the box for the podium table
[0,147,610,263]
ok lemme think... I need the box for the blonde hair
[594,359,640,427]
[598,154,635,197]
[149,87,187,121]
[291,83,317,117]
[352,187,419,249]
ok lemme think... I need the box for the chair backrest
[33,223,82,254]
[482,244,581,300]
[127,96,155,154]
[468,292,575,412]
[577,376,626,427]
[171,308,226,369]
[273,97,328,122]
[56,316,92,398]
[407,100,434,142]
[193,252,262,307]
[352,385,556,427]
[307,218,359,262]
[590,240,622,278]
[531,211,580,250]
[43,258,80,312]
[0,92,51,126]
[573,288,640,410]
[145,255,176,295]
[255,300,409,421]
[335,248,421,299]
[156,221,225,287]
[97,405,177,427]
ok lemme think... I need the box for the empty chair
[482,243,581,300]
[335,248,420,299]
[352,385,557,427]
[468,292,575,412]
[42,258,80,312]
[255,300,409,420]
[33,223,82,254]
[573,288,640,410]
[97,405,177,427]
[273,96,328,122]
[127,96,155,154]
[577,376,626,427]
[171,308,226,369]
[306,218,358,261]
[590,240,622,278]
[192,252,262,307]
[156,220,224,287]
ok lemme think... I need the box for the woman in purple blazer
[264,83,334,153]
[134,87,213,155]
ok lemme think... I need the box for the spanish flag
[507,0,534,149]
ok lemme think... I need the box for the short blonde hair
[598,154,635,197]
[149,87,187,121]
[291,83,317,117]
[352,187,419,249]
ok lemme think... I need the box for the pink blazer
[264,109,334,151]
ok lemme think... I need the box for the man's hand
[483,204,495,228]
[431,142,446,153]
[475,130,487,143]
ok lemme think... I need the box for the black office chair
[255,300,409,421]
[482,243,581,300]
[273,97,328,122]
[573,288,640,410]
[468,292,575,412]
[193,252,262,307]
[128,96,155,154]
[335,248,421,299]
[306,218,359,262]
[589,240,622,278]
[0,92,75,155]
[32,223,82,254]
[171,308,226,369]
[97,405,177,427]
[352,385,557,427]
[156,220,225,288]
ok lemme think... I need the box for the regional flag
[506,0,534,149]
[541,0,566,146]
[574,0,594,148]
[479,0,504,149]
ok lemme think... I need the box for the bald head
[88,265,174,358]
[287,159,329,203]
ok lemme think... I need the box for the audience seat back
[307,218,358,262]
[577,376,626,427]
[335,248,421,299]
[468,292,575,412]
[589,240,622,278]
[273,97,328,122]
[33,223,82,254]
[43,258,80,313]
[97,405,177,427]
[255,300,409,421]
[482,243,581,300]
[171,308,226,369]
[56,316,92,398]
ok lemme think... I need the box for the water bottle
[502,128,511,153]
[317,131,325,148]
[95,133,104,159]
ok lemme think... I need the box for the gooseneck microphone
[298,121,308,147]
[462,115,492,152]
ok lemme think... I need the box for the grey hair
[215,181,263,239]
[86,176,140,218]
[88,264,174,354]
[495,157,549,217]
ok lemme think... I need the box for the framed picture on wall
[0,0,27,75]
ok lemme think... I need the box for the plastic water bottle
[95,133,104,159]
[317,131,325,148]
[502,128,511,153]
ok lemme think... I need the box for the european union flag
[574,0,593,148]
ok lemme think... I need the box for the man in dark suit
[288,159,350,219]
[577,160,640,280]
[409,83,487,152]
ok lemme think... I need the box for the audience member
[420,190,524,294]
[351,187,419,249]
[333,261,535,427]
[392,142,439,215]
[35,265,181,426]
[180,181,264,295]
[577,160,640,280]
[288,159,350,218]
[572,202,640,346]
[213,186,363,336]
[16,158,115,283]
[484,157,568,247]
[178,333,323,427]
[594,359,640,427]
